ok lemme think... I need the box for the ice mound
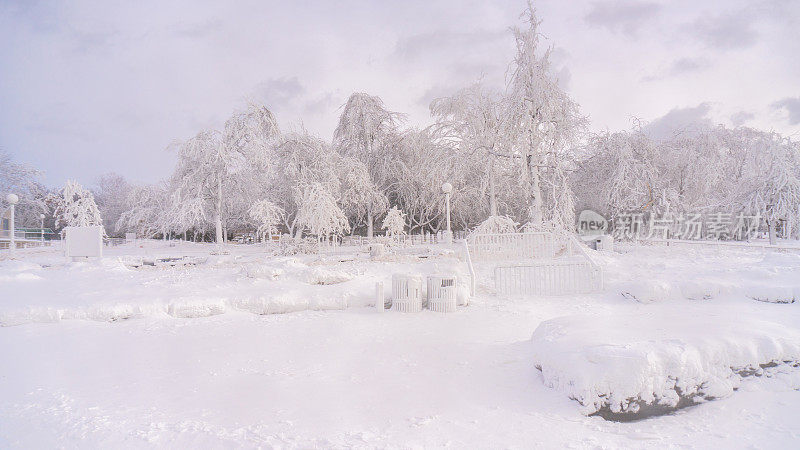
[618,280,679,303]
[304,267,353,285]
[530,311,800,420]
[242,263,285,280]
[231,295,348,314]
[167,299,227,318]
[745,285,797,304]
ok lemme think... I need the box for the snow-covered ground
[1,240,799,448]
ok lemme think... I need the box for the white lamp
[6,193,19,251]
[441,183,453,244]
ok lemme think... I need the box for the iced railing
[468,232,603,296]
[468,232,557,260]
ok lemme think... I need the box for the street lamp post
[441,183,453,244]
[40,213,45,242]
[6,193,19,252]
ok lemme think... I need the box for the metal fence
[0,238,53,250]
[468,232,557,260]
[494,257,602,296]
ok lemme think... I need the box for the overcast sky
[1,0,798,187]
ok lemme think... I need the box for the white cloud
[0,0,798,186]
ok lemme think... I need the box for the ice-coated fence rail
[495,258,602,296]
[468,232,557,260]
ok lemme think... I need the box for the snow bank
[616,278,798,304]
[530,311,800,420]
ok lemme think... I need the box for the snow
[1,240,800,447]
[0,241,471,326]
[531,311,800,418]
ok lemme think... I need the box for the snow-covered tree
[333,92,402,237]
[0,150,48,227]
[574,127,659,222]
[116,182,174,239]
[733,129,800,244]
[271,131,340,236]
[471,215,519,235]
[171,130,246,244]
[431,82,511,216]
[505,4,586,230]
[382,206,406,236]
[53,180,103,228]
[294,182,350,240]
[223,103,281,168]
[385,129,450,233]
[248,200,283,241]
[337,156,388,232]
[93,173,132,237]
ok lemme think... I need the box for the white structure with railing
[392,274,423,312]
[469,232,558,260]
[468,232,603,297]
[427,275,457,312]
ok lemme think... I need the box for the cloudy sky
[1,0,798,187]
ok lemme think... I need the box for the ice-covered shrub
[471,215,518,235]
[278,236,320,255]
[382,206,407,236]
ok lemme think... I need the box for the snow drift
[530,312,800,420]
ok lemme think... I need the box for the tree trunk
[367,209,374,238]
[768,219,777,245]
[526,154,543,226]
[215,178,224,245]
[489,156,498,217]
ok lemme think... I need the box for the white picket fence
[468,232,603,296]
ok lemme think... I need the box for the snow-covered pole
[375,281,384,312]
[6,193,18,253]
[442,183,453,244]
[40,213,45,242]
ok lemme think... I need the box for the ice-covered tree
[171,130,247,244]
[574,127,659,221]
[505,4,586,229]
[0,150,48,227]
[271,131,341,236]
[93,173,132,237]
[223,103,281,168]
[431,82,510,216]
[248,200,283,241]
[53,180,103,228]
[294,182,350,240]
[386,129,450,233]
[382,206,406,236]
[337,156,388,232]
[333,92,402,237]
[734,130,800,244]
[116,182,174,239]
